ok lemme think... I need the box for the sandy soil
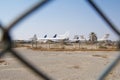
[0,48,120,80]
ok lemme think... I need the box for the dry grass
[0,59,7,65]
[72,65,80,69]
[68,65,80,69]
[13,43,120,51]
[0,59,5,63]
[92,54,108,58]
[28,47,120,51]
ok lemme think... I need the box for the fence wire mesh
[87,0,120,80]
[0,0,119,80]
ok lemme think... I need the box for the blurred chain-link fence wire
[87,0,120,80]
[0,0,119,80]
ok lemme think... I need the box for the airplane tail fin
[80,35,85,39]
[79,35,86,40]
[44,35,47,38]
[101,34,110,40]
[58,32,70,39]
[64,32,70,38]
[73,35,79,39]
[31,34,37,41]
[53,34,57,38]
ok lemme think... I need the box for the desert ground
[0,47,120,80]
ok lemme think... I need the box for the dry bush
[69,65,80,69]
[92,54,108,58]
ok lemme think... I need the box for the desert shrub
[99,45,107,49]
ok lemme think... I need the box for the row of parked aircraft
[30,32,110,43]
[38,32,71,43]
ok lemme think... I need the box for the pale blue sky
[0,0,120,40]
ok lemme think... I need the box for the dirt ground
[0,48,120,80]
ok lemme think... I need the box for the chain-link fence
[0,0,119,80]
